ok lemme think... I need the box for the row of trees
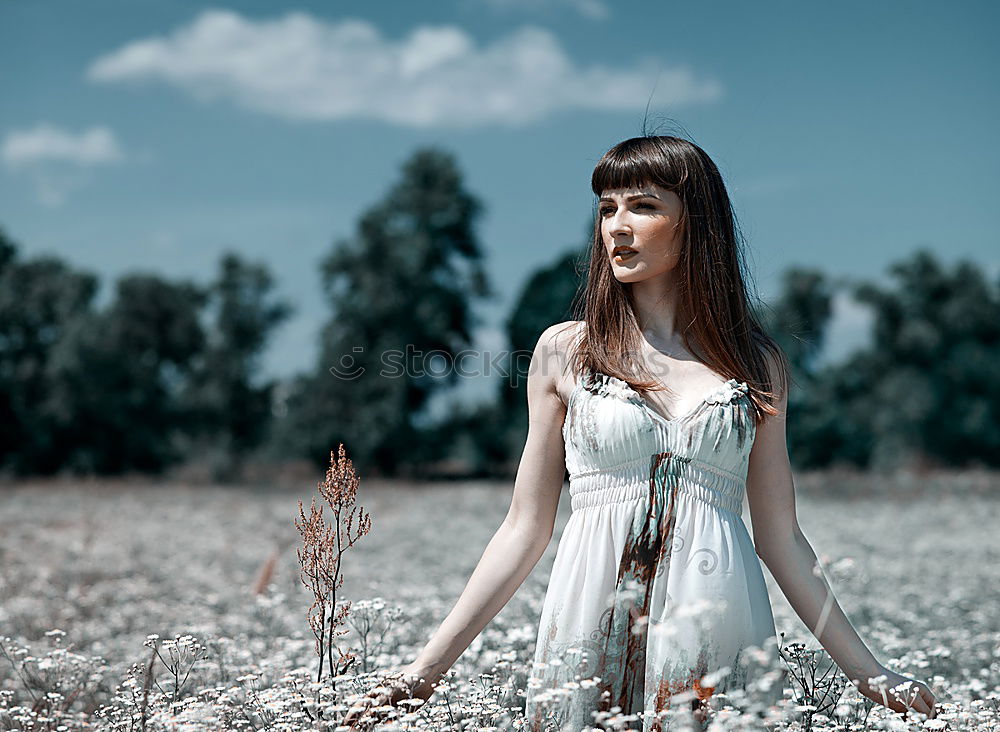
[0,235,290,476]
[770,255,1000,469]
[2,147,998,479]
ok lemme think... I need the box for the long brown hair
[570,135,788,424]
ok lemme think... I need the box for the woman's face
[599,183,685,283]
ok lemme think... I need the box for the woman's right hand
[853,665,937,720]
[341,663,440,729]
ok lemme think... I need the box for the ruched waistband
[568,454,745,514]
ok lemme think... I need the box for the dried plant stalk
[251,551,279,596]
[295,443,372,686]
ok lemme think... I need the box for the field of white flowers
[0,470,997,731]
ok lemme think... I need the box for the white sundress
[524,366,781,731]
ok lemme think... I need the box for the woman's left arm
[745,352,937,720]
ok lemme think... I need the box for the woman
[344,135,937,730]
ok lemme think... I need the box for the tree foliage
[0,226,288,476]
[180,252,293,478]
[0,227,100,473]
[45,273,208,473]
[278,147,491,477]
[777,250,1000,470]
[2,176,997,478]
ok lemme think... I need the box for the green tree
[851,251,1000,468]
[784,250,1000,470]
[761,268,834,379]
[180,252,292,479]
[281,147,491,476]
[757,267,841,468]
[492,244,587,465]
[46,274,208,473]
[0,228,100,474]
[418,243,588,479]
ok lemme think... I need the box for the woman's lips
[613,249,638,261]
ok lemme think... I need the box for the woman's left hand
[852,665,937,719]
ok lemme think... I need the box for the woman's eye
[600,203,653,215]
[599,203,656,216]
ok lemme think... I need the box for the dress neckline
[573,366,749,426]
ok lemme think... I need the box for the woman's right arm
[343,323,577,727]
[404,323,573,683]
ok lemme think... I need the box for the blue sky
[1,0,997,408]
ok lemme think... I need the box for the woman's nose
[609,211,631,237]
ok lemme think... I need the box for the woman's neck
[629,271,683,345]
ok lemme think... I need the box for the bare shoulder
[758,342,790,410]
[754,342,790,437]
[530,320,584,407]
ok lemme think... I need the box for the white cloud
[86,9,721,128]
[1,123,125,207]
[475,0,610,21]
[29,169,88,208]
[1,123,124,169]
[569,0,610,20]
